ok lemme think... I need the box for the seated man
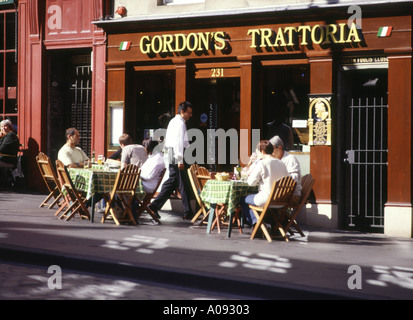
[270,135,302,206]
[119,134,148,169]
[239,140,289,227]
[58,128,89,168]
[140,139,165,193]
[0,119,20,169]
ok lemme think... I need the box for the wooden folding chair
[281,174,314,238]
[135,168,166,224]
[55,160,90,221]
[102,164,141,225]
[36,152,64,210]
[249,176,296,242]
[188,164,211,224]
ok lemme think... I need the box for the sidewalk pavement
[1,190,413,300]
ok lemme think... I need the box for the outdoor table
[200,179,258,237]
[69,166,145,223]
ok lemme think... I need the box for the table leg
[90,194,96,223]
[206,203,216,233]
[227,211,233,238]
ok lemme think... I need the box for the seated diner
[239,140,289,228]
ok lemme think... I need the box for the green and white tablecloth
[200,179,258,216]
[69,167,145,201]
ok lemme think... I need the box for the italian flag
[119,41,131,51]
[377,27,392,37]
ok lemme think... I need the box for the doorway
[47,50,92,161]
[188,77,240,172]
[338,67,388,232]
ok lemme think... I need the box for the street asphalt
[0,190,413,300]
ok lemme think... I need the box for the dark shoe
[148,205,161,219]
[183,211,194,220]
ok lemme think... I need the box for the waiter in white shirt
[148,101,194,219]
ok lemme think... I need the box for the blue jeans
[240,194,257,226]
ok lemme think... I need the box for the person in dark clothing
[0,119,19,169]
[0,119,20,188]
[265,106,294,151]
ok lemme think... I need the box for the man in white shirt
[240,140,289,227]
[148,101,194,219]
[270,135,302,206]
[57,128,89,168]
[140,139,165,193]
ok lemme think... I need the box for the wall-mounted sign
[308,95,332,146]
[0,0,14,5]
[248,23,361,49]
[139,31,227,55]
[133,23,362,57]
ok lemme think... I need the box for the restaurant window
[129,71,175,144]
[262,65,310,151]
[0,9,18,132]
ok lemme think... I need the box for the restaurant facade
[96,1,413,237]
[9,0,413,237]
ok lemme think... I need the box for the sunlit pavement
[1,191,413,300]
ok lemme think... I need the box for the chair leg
[272,211,289,242]
[54,198,69,216]
[48,192,63,210]
[232,208,242,234]
[144,204,161,224]
[191,207,203,223]
[39,191,54,208]
[250,209,272,242]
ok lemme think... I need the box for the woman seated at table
[239,140,289,228]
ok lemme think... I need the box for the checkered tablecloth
[69,168,145,201]
[200,179,258,216]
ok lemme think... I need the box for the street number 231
[211,68,224,77]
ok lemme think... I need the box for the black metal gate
[341,68,388,231]
[70,64,92,157]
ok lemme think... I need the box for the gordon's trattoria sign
[137,23,362,56]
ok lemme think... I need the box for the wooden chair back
[102,164,140,225]
[36,152,63,209]
[151,168,166,196]
[55,160,90,221]
[195,165,211,189]
[188,164,211,223]
[36,153,59,192]
[249,175,296,242]
[298,174,314,210]
[135,167,166,224]
[267,176,297,210]
[111,164,141,196]
[284,174,315,238]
